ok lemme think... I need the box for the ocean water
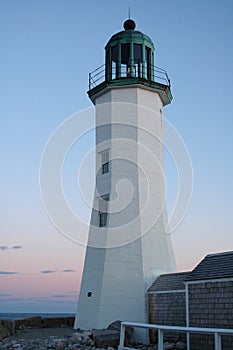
[0,313,75,320]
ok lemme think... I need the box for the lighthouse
[75,19,176,331]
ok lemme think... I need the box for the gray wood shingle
[184,251,233,282]
[148,271,191,292]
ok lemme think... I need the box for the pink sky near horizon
[1,218,84,312]
[1,211,232,312]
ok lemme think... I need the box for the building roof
[148,251,233,293]
[148,271,191,293]
[184,251,233,282]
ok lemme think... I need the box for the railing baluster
[119,323,126,349]
[158,329,163,350]
[89,73,91,90]
[214,332,222,350]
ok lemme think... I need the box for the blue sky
[1,0,233,313]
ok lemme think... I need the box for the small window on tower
[87,291,92,297]
[99,194,109,227]
[101,150,109,175]
[102,162,109,174]
[99,212,107,227]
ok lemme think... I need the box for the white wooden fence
[118,321,233,350]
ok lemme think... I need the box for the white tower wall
[75,85,176,330]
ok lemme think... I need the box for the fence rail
[118,321,233,350]
[89,61,170,90]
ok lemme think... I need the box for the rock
[163,342,175,350]
[0,319,15,335]
[71,331,82,337]
[107,320,121,332]
[107,347,115,350]
[81,330,92,338]
[92,329,120,348]
[15,316,43,329]
[125,326,133,343]
[67,316,75,327]
[175,341,186,349]
[42,317,68,328]
[107,320,133,344]
[0,324,9,340]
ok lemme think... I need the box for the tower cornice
[88,79,172,106]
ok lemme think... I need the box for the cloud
[0,246,9,251]
[0,271,18,275]
[41,270,56,274]
[51,294,68,298]
[0,245,23,251]
[62,269,76,273]
[0,293,12,297]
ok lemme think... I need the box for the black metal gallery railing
[89,61,171,90]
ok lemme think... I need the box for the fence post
[214,332,222,350]
[119,323,126,349]
[158,328,163,350]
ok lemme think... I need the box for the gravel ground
[0,328,186,350]
[0,328,95,349]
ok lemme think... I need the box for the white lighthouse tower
[75,19,176,331]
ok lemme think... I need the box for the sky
[1,0,233,313]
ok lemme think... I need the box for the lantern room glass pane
[145,46,151,80]
[121,43,130,77]
[121,43,130,65]
[111,45,118,79]
[106,50,111,80]
[133,44,142,62]
[111,45,118,62]
[134,44,142,77]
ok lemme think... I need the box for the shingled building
[148,251,233,349]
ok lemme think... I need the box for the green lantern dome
[88,19,172,105]
[105,19,154,81]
